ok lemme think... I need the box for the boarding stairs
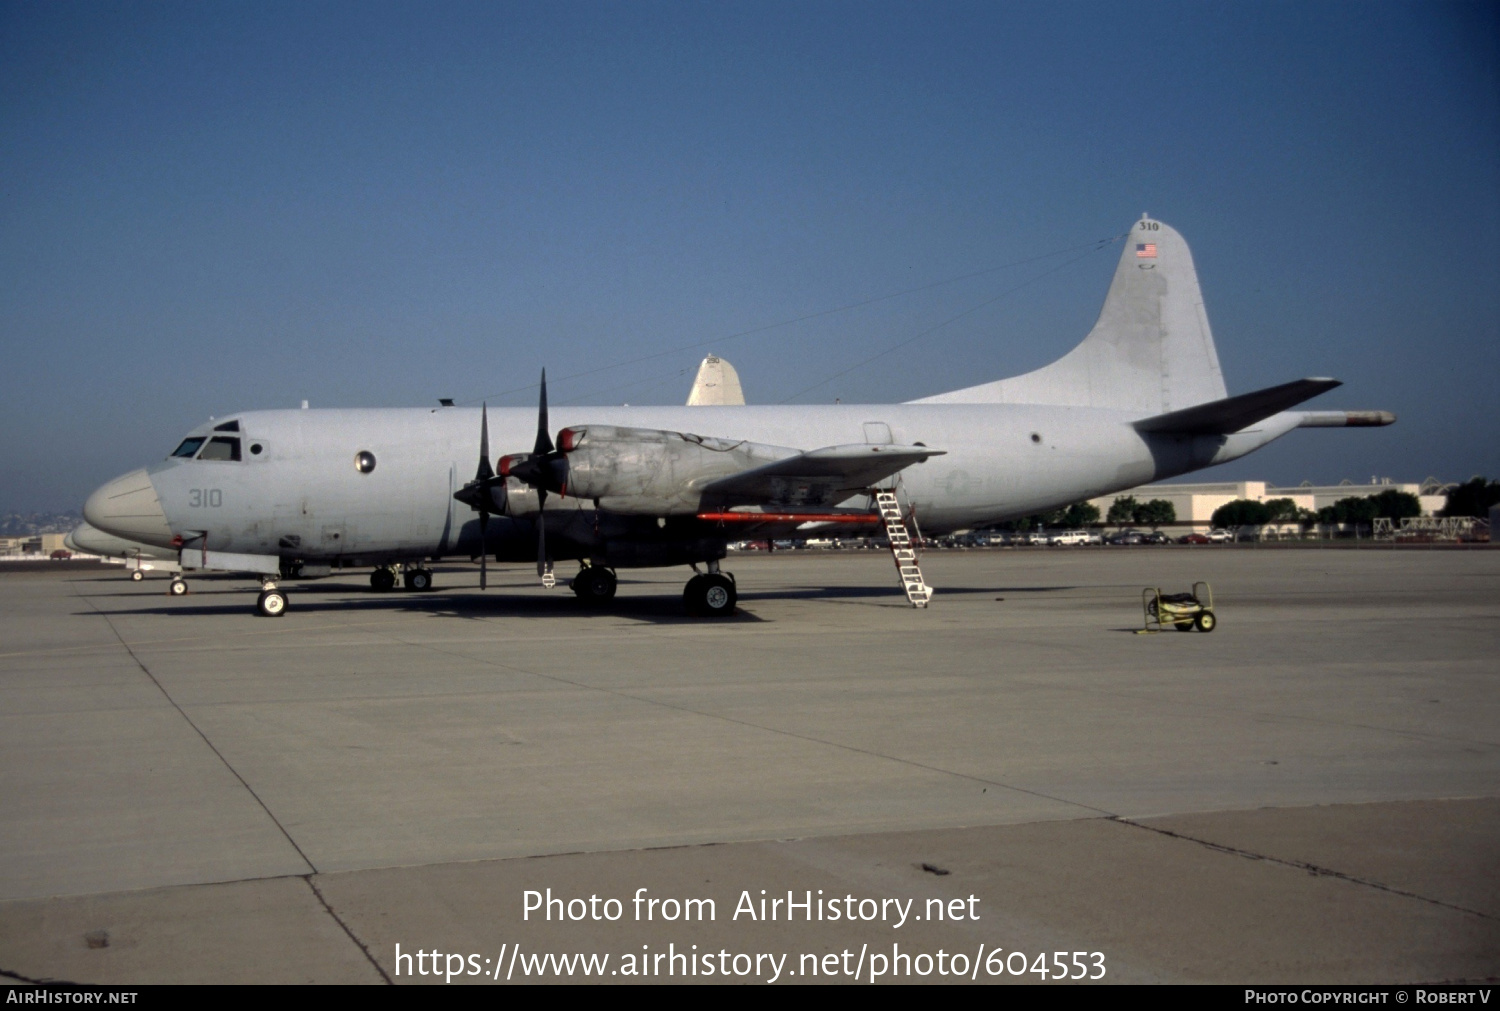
[875,489,932,608]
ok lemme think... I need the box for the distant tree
[1370,489,1421,521]
[1136,499,1176,527]
[1212,499,1271,528]
[1059,501,1101,529]
[1263,498,1300,523]
[1315,493,1417,525]
[1441,477,1500,518]
[1107,496,1138,525]
[1318,497,1371,525]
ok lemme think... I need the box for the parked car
[1084,530,1104,545]
[1207,529,1233,543]
[1108,530,1144,545]
[1178,532,1210,544]
[49,549,72,560]
[1049,530,1089,546]
[1142,531,1173,545]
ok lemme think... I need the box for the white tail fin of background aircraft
[913,215,1228,413]
[686,354,746,406]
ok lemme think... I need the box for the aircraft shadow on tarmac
[76,587,764,624]
[72,578,1075,623]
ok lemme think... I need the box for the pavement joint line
[305,875,393,985]
[333,615,1119,821]
[1110,815,1497,921]
[994,677,1500,752]
[73,583,319,877]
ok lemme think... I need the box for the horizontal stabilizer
[1133,378,1342,435]
[702,443,943,507]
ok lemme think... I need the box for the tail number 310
[188,489,222,508]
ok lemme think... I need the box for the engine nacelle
[556,425,797,515]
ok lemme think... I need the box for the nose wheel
[130,570,145,582]
[255,577,287,617]
[684,572,736,617]
[169,578,188,596]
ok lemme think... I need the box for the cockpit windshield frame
[198,436,242,462]
[170,437,206,459]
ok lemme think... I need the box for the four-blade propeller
[451,403,504,589]
[453,370,571,586]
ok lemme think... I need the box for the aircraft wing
[699,443,943,507]
[1132,378,1342,435]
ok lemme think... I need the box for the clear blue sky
[3,1,1497,511]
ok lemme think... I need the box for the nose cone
[84,469,174,547]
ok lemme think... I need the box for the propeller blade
[533,369,554,456]
[477,403,493,482]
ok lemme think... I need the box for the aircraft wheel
[1195,610,1217,633]
[574,566,617,605]
[169,579,188,596]
[685,572,736,618]
[256,589,287,617]
[130,570,145,582]
[370,568,396,593]
[404,568,433,592]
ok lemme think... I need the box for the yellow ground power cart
[1139,581,1216,633]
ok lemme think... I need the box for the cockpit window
[198,436,242,461]
[171,437,205,458]
[213,419,241,432]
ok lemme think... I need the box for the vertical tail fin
[914,216,1227,412]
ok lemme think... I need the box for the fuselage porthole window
[198,436,242,461]
[250,443,264,455]
[171,437,205,458]
[355,450,376,474]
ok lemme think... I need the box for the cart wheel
[1174,621,1194,632]
[1195,611,1217,632]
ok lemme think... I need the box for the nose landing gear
[256,576,286,617]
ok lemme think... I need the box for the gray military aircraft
[82,216,1393,617]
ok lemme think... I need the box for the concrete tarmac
[0,547,1495,984]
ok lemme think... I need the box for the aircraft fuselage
[131,401,1289,567]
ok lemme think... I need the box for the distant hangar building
[1087,479,1447,532]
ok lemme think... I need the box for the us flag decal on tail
[1136,243,1157,258]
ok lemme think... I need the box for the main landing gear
[571,564,618,605]
[370,565,435,593]
[683,562,736,618]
